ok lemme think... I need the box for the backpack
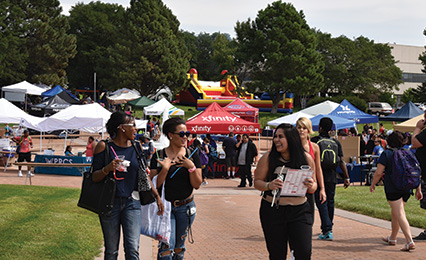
[317,137,340,169]
[209,146,218,161]
[199,150,209,166]
[391,149,421,191]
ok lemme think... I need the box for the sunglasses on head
[172,131,190,138]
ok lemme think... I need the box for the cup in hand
[116,155,126,172]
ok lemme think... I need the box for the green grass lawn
[335,185,426,228]
[0,185,103,260]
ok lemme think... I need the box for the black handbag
[77,140,116,216]
[132,141,156,205]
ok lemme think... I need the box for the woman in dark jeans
[150,117,203,259]
[92,111,164,260]
[254,123,316,259]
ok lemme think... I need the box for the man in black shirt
[222,132,237,178]
[412,112,426,241]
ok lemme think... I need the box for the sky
[60,0,426,46]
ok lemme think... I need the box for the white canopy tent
[2,81,48,110]
[0,98,43,125]
[107,89,141,104]
[267,111,314,127]
[143,98,184,116]
[299,100,340,116]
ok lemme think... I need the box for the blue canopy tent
[310,114,356,131]
[329,99,379,124]
[382,101,423,122]
[42,85,79,103]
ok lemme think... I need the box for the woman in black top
[92,111,164,259]
[254,123,316,260]
[150,117,202,260]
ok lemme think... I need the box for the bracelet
[265,182,270,190]
[188,166,196,173]
[101,167,107,175]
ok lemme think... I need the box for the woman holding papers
[150,117,203,260]
[254,123,316,260]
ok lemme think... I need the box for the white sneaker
[27,171,34,177]
[18,170,23,177]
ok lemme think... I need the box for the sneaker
[27,171,35,177]
[201,181,208,186]
[413,231,426,241]
[318,231,333,241]
[18,170,23,177]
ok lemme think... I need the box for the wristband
[265,182,270,190]
[188,166,196,173]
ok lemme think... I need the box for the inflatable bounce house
[176,69,293,113]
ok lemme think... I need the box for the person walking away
[370,131,422,251]
[412,112,426,241]
[205,136,216,179]
[311,117,350,241]
[254,123,317,259]
[200,138,211,185]
[222,132,237,179]
[91,111,164,259]
[150,117,203,259]
[13,129,33,177]
[235,134,258,187]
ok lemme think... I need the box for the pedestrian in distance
[150,117,203,260]
[235,134,258,187]
[222,132,237,179]
[91,111,164,259]
[13,129,33,177]
[411,111,426,241]
[311,117,350,241]
[370,131,422,251]
[254,123,316,259]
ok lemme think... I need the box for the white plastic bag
[140,175,171,244]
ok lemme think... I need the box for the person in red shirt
[82,136,95,158]
[379,123,385,135]
[13,129,33,177]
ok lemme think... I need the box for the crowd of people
[3,107,426,259]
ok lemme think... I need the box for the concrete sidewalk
[1,168,425,259]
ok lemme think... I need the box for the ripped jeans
[157,200,196,260]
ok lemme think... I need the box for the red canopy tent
[223,98,259,123]
[186,102,260,134]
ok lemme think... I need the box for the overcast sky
[60,0,426,46]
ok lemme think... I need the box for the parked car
[367,102,394,116]
[414,103,426,111]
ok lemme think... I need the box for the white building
[389,44,426,103]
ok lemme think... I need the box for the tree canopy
[0,0,76,87]
[235,1,324,113]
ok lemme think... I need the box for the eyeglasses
[172,131,190,138]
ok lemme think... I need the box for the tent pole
[63,130,68,153]
[39,132,42,153]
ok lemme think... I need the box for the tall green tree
[0,0,28,86]
[110,0,190,96]
[317,32,402,99]
[23,0,76,86]
[235,1,324,113]
[0,0,76,87]
[67,2,125,90]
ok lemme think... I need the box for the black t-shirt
[415,128,426,181]
[223,137,237,157]
[150,148,202,201]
